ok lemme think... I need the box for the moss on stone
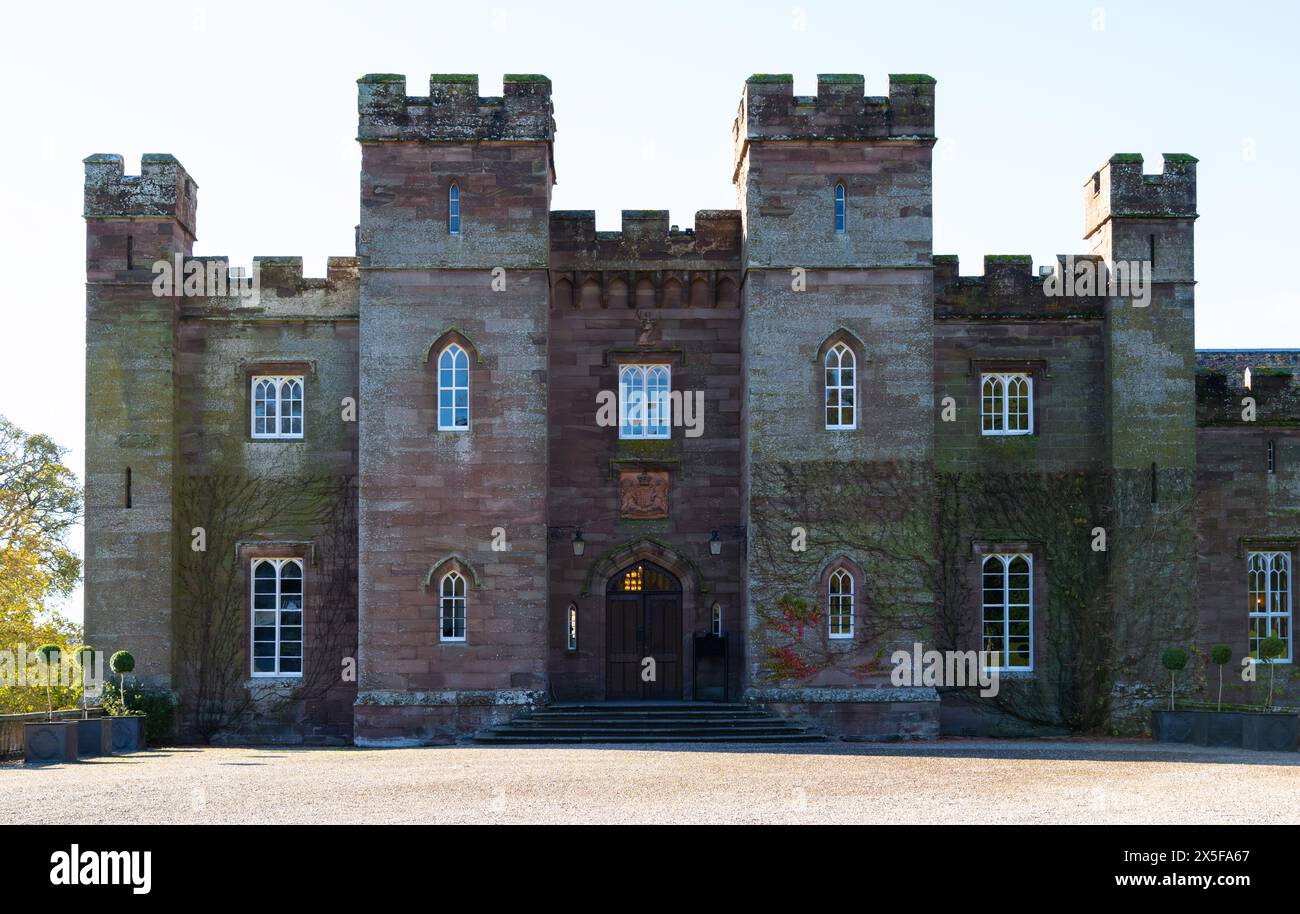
[889,74,936,84]
[613,438,677,463]
[503,74,549,83]
[359,73,405,84]
[1109,153,1144,164]
[430,74,478,84]
[748,74,793,83]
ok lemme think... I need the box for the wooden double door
[606,561,682,700]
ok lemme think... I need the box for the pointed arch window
[449,183,461,235]
[834,184,846,234]
[711,602,723,636]
[440,571,467,642]
[251,558,304,676]
[824,344,856,430]
[981,373,1033,436]
[566,603,579,651]
[982,553,1033,671]
[828,569,854,639]
[438,344,470,431]
[251,376,304,439]
[1248,551,1292,662]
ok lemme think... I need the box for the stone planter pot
[108,714,147,753]
[1151,709,1247,747]
[1200,711,1245,748]
[1240,712,1300,751]
[1150,709,1202,743]
[24,721,79,765]
[76,717,114,757]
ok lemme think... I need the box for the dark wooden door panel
[644,593,682,699]
[605,562,683,701]
[606,595,642,700]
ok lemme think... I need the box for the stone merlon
[1084,152,1198,239]
[83,153,197,235]
[357,73,555,143]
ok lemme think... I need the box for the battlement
[84,153,197,235]
[733,73,936,149]
[1084,153,1198,239]
[1196,352,1300,426]
[357,73,555,142]
[933,254,1105,320]
[175,255,359,319]
[549,210,741,268]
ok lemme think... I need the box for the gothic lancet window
[438,344,470,430]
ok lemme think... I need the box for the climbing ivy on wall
[172,469,357,742]
[750,461,1195,733]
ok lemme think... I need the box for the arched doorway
[606,561,682,700]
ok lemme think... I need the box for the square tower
[353,75,555,743]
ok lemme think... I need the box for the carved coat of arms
[619,470,670,519]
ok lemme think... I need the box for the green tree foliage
[0,416,83,713]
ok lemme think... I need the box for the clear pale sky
[2,0,1295,624]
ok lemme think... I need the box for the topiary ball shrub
[108,650,136,712]
[35,643,61,719]
[1260,636,1286,662]
[109,650,135,675]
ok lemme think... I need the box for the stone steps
[473,702,825,744]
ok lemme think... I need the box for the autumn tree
[0,415,83,712]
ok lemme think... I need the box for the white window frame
[251,375,305,440]
[711,602,723,637]
[982,553,1033,672]
[980,372,1033,436]
[250,558,304,678]
[449,183,460,235]
[834,183,846,234]
[828,569,854,639]
[824,343,857,430]
[440,570,467,642]
[1248,550,1293,663]
[619,363,671,440]
[437,344,470,431]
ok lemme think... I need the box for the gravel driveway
[4,739,1298,824]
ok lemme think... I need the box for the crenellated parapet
[173,255,360,319]
[1084,153,1197,239]
[549,210,741,308]
[1196,351,1300,426]
[550,210,741,267]
[933,254,1105,320]
[357,73,555,142]
[84,153,197,236]
[733,73,934,162]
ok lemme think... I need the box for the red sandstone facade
[82,73,1300,744]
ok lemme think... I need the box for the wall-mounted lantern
[573,529,585,557]
[709,530,722,556]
